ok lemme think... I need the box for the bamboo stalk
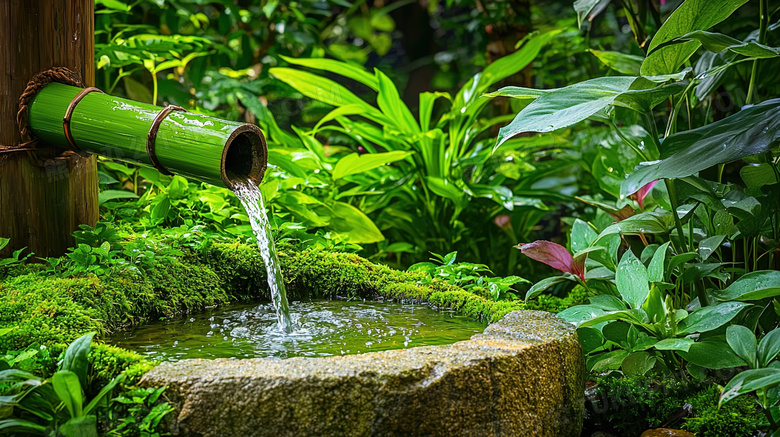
[28,83,267,188]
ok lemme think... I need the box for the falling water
[232,180,293,333]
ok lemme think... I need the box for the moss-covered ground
[0,243,523,387]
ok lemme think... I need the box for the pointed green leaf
[280,56,379,90]
[622,99,780,196]
[589,49,643,75]
[758,329,780,368]
[616,250,651,309]
[62,332,94,390]
[721,368,780,405]
[647,241,671,283]
[525,276,570,301]
[654,337,695,352]
[678,302,751,335]
[332,151,413,180]
[714,270,780,301]
[681,340,747,369]
[52,370,84,418]
[727,325,757,368]
[375,69,419,135]
[641,0,749,75]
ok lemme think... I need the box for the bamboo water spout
[27,82,267,188]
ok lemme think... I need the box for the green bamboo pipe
[27,82,267,188]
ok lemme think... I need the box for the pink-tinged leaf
[517,240,584,280]
[631,180,658,209]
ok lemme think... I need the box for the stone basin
[141,310,584,436]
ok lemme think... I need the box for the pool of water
[107,300,485,361]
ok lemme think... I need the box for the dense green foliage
[3,0,780,434]
[584,373,765,436]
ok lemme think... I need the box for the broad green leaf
[0,419,47,433]
[643,287,667,324]
[622,351,656,376]
[97,189,138,204]
[622,99,780,196]
[715,270,780,301]
[375,69,419,135]
[325,201,384,244]
[641,0,750,75]
[654,337,695,352]
[721,368,780,405]
[62,333,94,390]
[588,349,630,372]
[589,49,643,75]
[495,77,636,149]
[589,295,628,312]
[681,340,747,369]
[332,151,413,180]
[678,302,751,335]
[525,276,569,301]
[558,305,607,325]
[570,219,598,254]
[596,211,673,242]
[647,241,671,282]
[727,325,757,368]
[280,56,379,90]
[699,235,726,261]
[616,250,651,309]
[269,68,386,123]
[426,177,467,209]
[0,238,8,251]
[758,329,780,367]
[577,326,605,354]
[52,370,84,418]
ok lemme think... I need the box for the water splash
[232,180,293,333]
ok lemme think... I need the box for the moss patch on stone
[0,243,522,387]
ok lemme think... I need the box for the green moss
[584,373,697,436]
[526,285,590,313]
[682,385,764,437]
[1,242,524,391]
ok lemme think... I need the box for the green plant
[106,387,174,437]
[0,333,124,436]
[0,238,33,272]
[408,251,529,301]
[496,0,780,386]
[718,326,780,433]
[264,30,576,271]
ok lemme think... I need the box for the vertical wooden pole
[0,0,98,258]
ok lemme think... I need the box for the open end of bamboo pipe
[221,124,268,189]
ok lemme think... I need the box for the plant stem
[665,179,688,254]
[746,0,769,104]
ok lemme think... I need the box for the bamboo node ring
[63,87,104,155]
[147,105,186,176]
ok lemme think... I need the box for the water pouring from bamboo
[27,82,267,189]
[25,81,293,332]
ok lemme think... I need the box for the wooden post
[0,1,98,258]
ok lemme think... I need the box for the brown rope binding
[147,105,186,175]
[0,67,85,166]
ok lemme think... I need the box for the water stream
[232,180,294,333]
